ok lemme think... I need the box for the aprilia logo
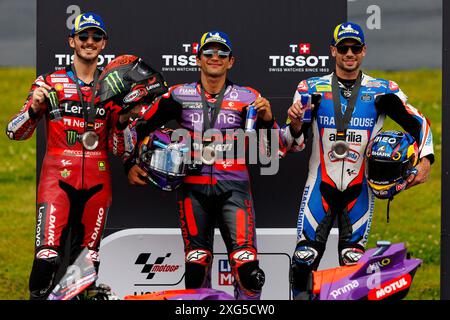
[135,253,181,279]
[328,131,362,143]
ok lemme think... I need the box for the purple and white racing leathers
[279,72,434,297]
[126,80,279,300]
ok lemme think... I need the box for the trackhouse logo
[268,42,330,73]
[135,253,181,279]
[162,42,200,72]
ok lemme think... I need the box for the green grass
[0,68,442,300]
[365,69,441,300]
[0,68,37,300]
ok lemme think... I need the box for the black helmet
[365,130,419,199]
[97,55,168,110]
[137,128,189,192]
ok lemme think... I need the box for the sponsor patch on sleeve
[388,81,399,92]
[297,80,309,93]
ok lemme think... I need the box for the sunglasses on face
[202,49,231,59]
[336,44,364,54]
[76,32,105,42]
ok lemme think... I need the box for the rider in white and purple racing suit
[124,31,277,300]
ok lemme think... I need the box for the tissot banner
[37,0,346,299]
[37,0,346,229]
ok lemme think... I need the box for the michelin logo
[206,32,226,44]
[339,24,359,36]
[79,15,100,27]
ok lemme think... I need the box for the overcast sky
[0,0,36,66]
[0,0,442,69]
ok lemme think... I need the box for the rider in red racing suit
[5,13,133,300]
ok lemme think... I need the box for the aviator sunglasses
[336,44,364,54]
[76,32,105,42]
[202,49,231,58]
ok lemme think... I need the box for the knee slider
[184,249,212,288]
[293,245,319,266]
[29,249,60,299]
[236,260,265,292]
[230,248,265,292]
[340,247,365,266]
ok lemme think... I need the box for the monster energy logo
[66,130,79,146]
[48,90,59,109]
[105,71,125,94]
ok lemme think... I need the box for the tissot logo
[292,43,311,54]
[268,42,330,73]
[54,54,115,70]
[161,43,200,72]
[135,253,182,279]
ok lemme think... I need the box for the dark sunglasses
[76,32,105,42]
[202,49,231,59]
[336,44,364,54]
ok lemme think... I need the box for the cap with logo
[71,12,107,37]
[331,22,365,46]
[198,31,232,55]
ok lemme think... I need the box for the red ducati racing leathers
[6,66,134,299]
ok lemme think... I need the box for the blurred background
[0,0,442,68]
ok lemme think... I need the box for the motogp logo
[135,253,181,280]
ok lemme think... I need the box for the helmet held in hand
[365,130,419,199]
[137,128,188,191]
[97,55,168,111]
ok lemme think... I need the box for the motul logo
[368,274,412,300]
